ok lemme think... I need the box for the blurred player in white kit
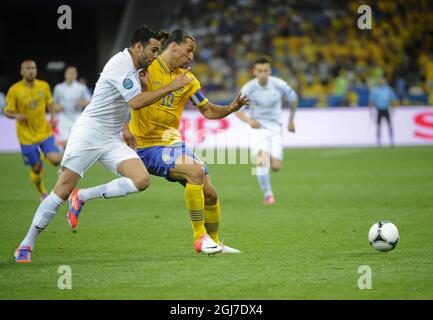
[236,57,298,205]
[53,66,91,148]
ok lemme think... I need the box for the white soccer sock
[255,166,273,197]
[20,191,65,249]
[78,177,139,202]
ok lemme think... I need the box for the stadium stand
[163,0,433,107]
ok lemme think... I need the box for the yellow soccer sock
[185,183,206,241]
[204,201,221,244]
[30,170,47,196]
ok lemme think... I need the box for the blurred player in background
[0,91,6,114]
[53,66,91,148]
[3,60,61,201]
[236,57,298,205]
[78,77,93,98]
[369,76,398,147]
[14,26,191,263]
[126,30,249,254]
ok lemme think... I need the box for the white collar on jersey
[123,48,138,71]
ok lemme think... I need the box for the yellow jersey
[5,79,53,145]
[129,56,208,148]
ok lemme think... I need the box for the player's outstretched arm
[128,72,193,110]
[3,110,27,121]
[199,93,250,120]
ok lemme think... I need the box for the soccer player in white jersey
[53,66,91,148]
[14,25,193,263]
[236,57,298,205]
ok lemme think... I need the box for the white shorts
[58,116,76,142]
[249,126,283,160]
[61,117,139,177]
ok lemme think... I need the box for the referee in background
[369,76,398,147]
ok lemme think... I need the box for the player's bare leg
[255,150,274,204]
[15,167,80,262]
[169,155,222,254]
[46,152,62,166]
[67,159,149,228]
[270,157,282,172]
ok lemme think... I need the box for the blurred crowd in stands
[164,0,433,107]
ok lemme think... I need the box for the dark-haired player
[14,26,192,263]
[4,60,62,201]
[126,30,250,254]
[236,57,298,205]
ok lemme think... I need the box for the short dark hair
[160,29,196,52]
[254,57,272,66]
[129,25,162,47]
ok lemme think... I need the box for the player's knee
[271,166,280,172]
[187,164,205,184]
[47,154,61,166]
[51,159,61,166]
[31,163,43,174]
[132,175,150,191]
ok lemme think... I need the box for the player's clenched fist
[122,125,137,149]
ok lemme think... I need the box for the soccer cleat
[14,246,32,263]
[221,244,242,254]
[66,189,84,229]
[39,193,48,202]
[194,234,223,255]
[263,195,275,205]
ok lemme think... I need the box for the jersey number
[161,92,175,107]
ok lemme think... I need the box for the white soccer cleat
[221,244,242,254]
[194,234,223,255]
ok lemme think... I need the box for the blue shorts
[20,135,60,166]
[136,142,208,185]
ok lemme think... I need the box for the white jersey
[79,48,142,135]
[53,80,91,122]
[240,76,297,129]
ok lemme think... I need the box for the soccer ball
[368,221,399,252]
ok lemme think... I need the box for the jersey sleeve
[189,77,209,108]
[4,86,17,113]
[278,80,298,103]
[44,82,53,106]
[109,70,141,102]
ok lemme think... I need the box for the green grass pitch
[0,146,432,299]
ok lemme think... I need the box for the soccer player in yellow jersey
[4,60,61,201]
[128,30,250,254]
